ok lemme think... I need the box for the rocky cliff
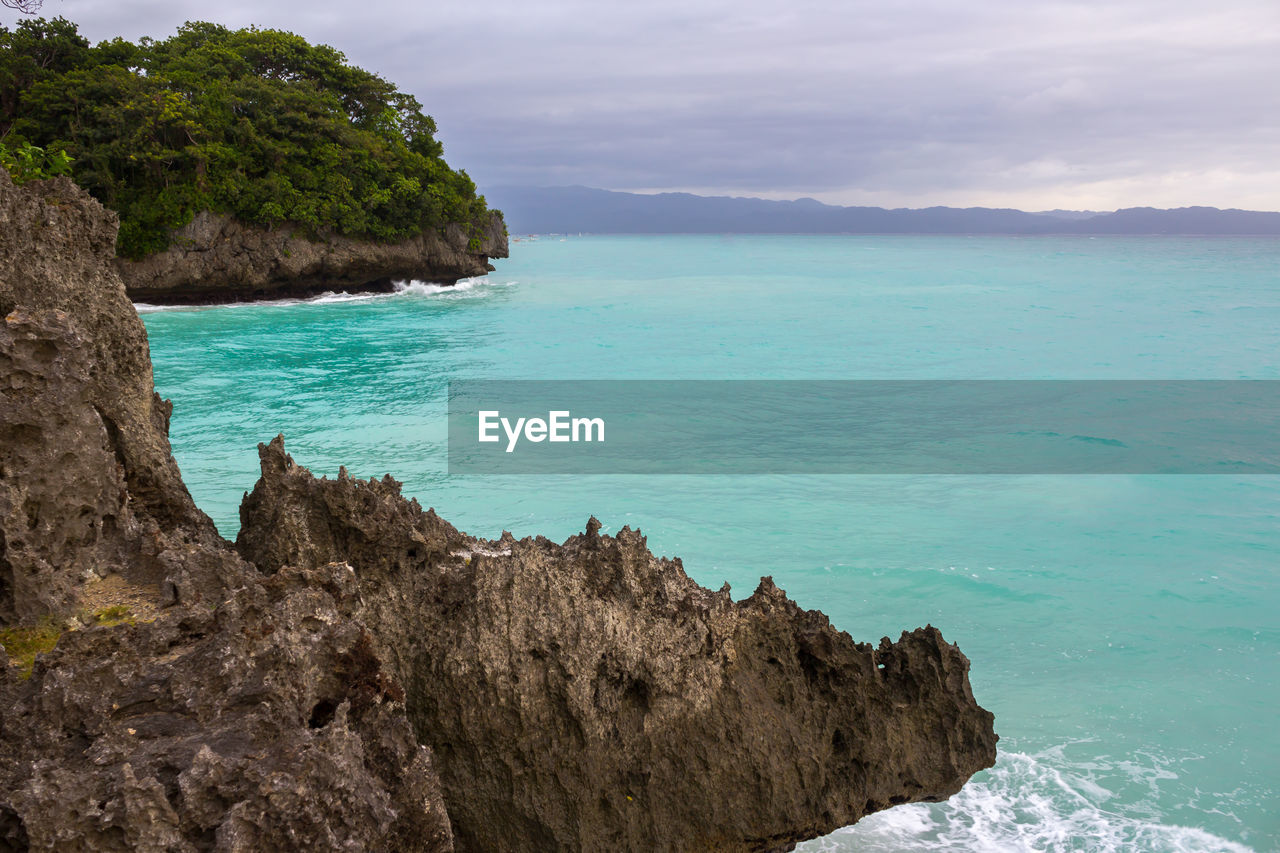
[2,171,436,850]
[238,441,998,851]
[0,172,242,623]
[0,171,996,851]
[115,210,509,305]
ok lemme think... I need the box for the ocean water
[139,235,1280,852]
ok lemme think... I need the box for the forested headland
[0,18,494,258]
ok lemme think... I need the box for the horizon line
[481,184,1280,217]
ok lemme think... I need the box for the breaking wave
[133,276,516,313]
[798,749,1254,853]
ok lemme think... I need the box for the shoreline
[2,168,997,852]
[116,209,508,307]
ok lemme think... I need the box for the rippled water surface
[141,235,1280,852]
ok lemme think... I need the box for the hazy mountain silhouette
[486,186,1280,236]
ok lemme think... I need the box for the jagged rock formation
[116,210,509,305]
[238,437,998,852]
[1,170,996,852]
[0,562,453,852]
[0,173,461,852]
[0,172,241,623]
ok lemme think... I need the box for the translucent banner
[447,380,1280,474]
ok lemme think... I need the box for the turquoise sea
[139,235,1280,852]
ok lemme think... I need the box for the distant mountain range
[484,185,1280,236]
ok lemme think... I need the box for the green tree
[1,19,493,258]
[0,138,71,182]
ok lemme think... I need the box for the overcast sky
[38,0,1280,210]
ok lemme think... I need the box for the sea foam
[133,276,515,313]
[799,749,1254,853]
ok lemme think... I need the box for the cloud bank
[55,0,1280,209]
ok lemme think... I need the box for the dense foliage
[0,138,73,182]
[0,18,492,258]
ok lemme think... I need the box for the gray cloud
[44,0,1280,208]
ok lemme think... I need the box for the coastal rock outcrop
[0,561,453,852]
[116,210,509,304]
[1,172,449,852]
[0,172,241,623]
[2,169,996,852]
[238,438,998,852]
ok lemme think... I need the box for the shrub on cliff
[0,17,491,258]
[0,139,73,183]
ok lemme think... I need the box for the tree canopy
[0,18,492,258]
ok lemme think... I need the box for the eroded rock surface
[116,210,509,305]
[0,172,240,622]
[0,561,453,853]
[2,172,450,853]
[239,437,999,852]
[2,169,996,853]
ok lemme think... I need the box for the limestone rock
[0,172,241,623]
[1,168,997,853]
[2,171,450,853]
[0,561,453,853]
[238,437,999,852]
[116,210,509,305]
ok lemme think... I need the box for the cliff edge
[0,171,995,852]
[116,210,509,305]
[0,172,242,622]
[238,441,998,851]
[2,170,444,851]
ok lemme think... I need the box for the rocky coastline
[115,209,509,305]
[0,171,997,851]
